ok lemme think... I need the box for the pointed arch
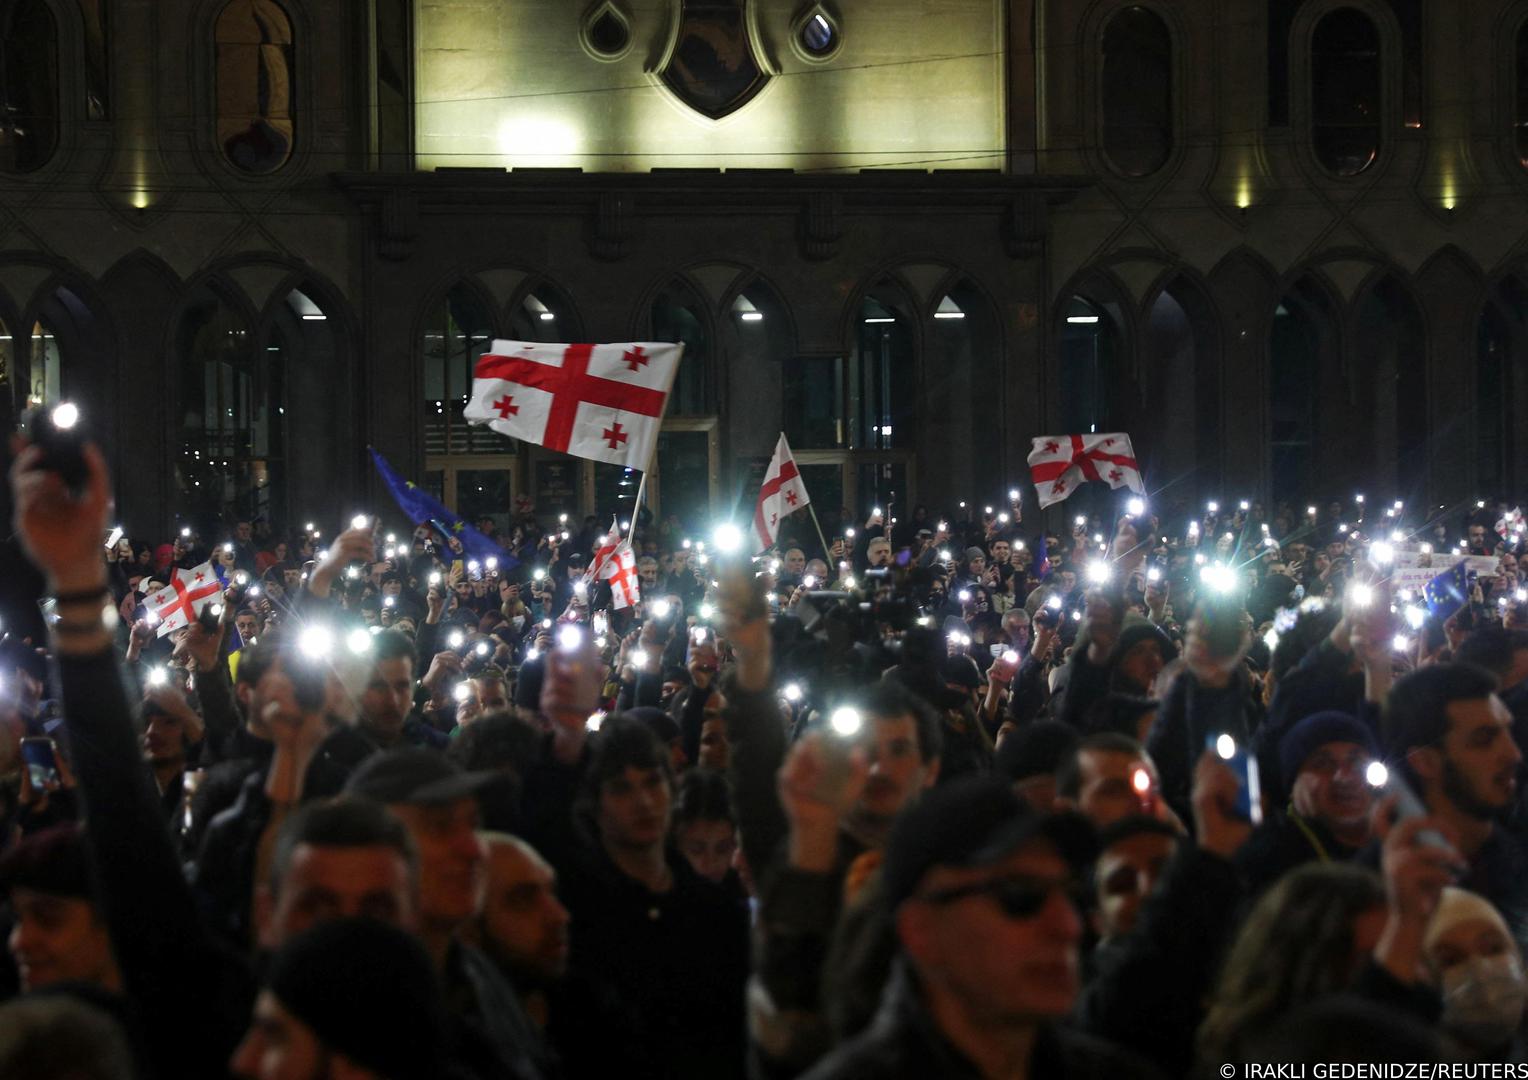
[1142,269,1224,507]
[1350,271,1426,499]
[506,274,585,344]
[1268,271,1342,504]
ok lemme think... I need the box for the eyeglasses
[915,873,1082,919]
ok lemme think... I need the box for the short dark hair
[1057,732,1148,799]
[584,714,674,799]
[1095,813,1182,852]
[860,680,943,764]
[268,798,417,897]
[674,769,735,829]
[1454,629,1528,681]
[370,629,418,677]
[447,712,542,777]
[1383,663,1501,758]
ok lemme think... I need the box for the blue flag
[1423,560,1470,621]
[368,447,517,567]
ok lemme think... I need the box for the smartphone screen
[21,738,59,790]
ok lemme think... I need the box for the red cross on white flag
[602,540,641,610]
[463,340,683,469]
[754,433,811,552]
[1027,433,1145,509]
[585,516,622,583]
[143,561,224,638]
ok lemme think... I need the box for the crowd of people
[3,431,1528,1079]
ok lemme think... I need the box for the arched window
[1311,8,1381,176]
[1353,277,1424,495]
[27,318,60,406]
[1059,296,1119,437]
[422,284,499,455]
[0,0,59,173]
[1516,19,1528,168]
[177,288,285,523]
[216,0,295,174]
[1269,282,1334,504]
[508,286,577,344]
[1101,6,1173,177]
[1477,303,1510,499]
[651,285,711,417]
[853,288,914,451]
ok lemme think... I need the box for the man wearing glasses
[802,777,1153,1079]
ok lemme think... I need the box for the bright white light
[1147,567,1162,583]
[1008,489,1020,502]
[830,707,863,736]
[1307,506,1317,517]
[650,599,672,619]
[573,581,588,597]
[1066,315,1100,324]
[1239,501,1250,512]
[630,648,648,669]
[1349,583,1375,609]
[298,625,334,659]
[1371,542,1395,565]
[474,641,490,657]
[998,512,1010,524]
[1420,543,1432,555]
[699,602,716,619]
[50,402,79,429]
[351,515,369,530]
[1263,628,1280,651]
[447,630,465,650]
[485,557,498,571]
[783,683,803,703]
[1390,530,1405,543]
[1002,650,1020,665]
[958,589,972,602]
[1046,595,1064,611]
[1392,634,1411,653]
[347,628,373,655]
[1356,495,1365,505]
[1365,761,1389,788]
[739,311,764,323]
[713,524,744,554]
[453,682,471,703]
[1215,734,1237,761]
[1207,502,1220,514]
[843,577,856,590]
[1200,564,1237,593]
[1086,562,1111,585]
[147,666,168,687]
[1405,606,1426,630]
[1127,497,1146,516]
[556,624,583,651]
[180,527,192,538]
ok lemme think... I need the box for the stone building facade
[0,0,1523,537]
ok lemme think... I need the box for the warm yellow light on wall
[496,115,583,165]
[1235,180,1252,210]
[131,189,150,209]
[1441,174,1457,211]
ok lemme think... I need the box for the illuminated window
[1101,6,1173,177]
[28,319,60,405]
[0,0,59,173]
[216,0,295,174]
[176,288,286,521]
[422,284,504,455]
[1311,8,1381,176]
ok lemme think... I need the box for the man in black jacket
[802,777,1153,1080]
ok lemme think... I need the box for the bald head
[477,833,570,986]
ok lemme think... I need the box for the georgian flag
[602,540,641,610]
[585,517,621,582]
[753,434,810,552]
[463,341,683,469]
[144,561,224,638]
[1027,434,1145,509]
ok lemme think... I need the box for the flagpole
[806,503,833,563]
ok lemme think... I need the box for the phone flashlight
[830,707,863,737]
[630,648,649,669]
[447,630,465,650]
[783,683,803,703]
[453,682,471,703]
[351,515,369,531]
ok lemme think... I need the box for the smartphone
[1206,732,1263,825]
[21,737,60,790]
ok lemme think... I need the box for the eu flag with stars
[1423,560,1470,621]
[368,447,516,567]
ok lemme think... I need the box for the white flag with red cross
[585,517,621,583]
[753,433,810,553]
[144,561,224,638]
[1027,434,1145,509]
[602,540,641,610]
[463,341,683,469]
